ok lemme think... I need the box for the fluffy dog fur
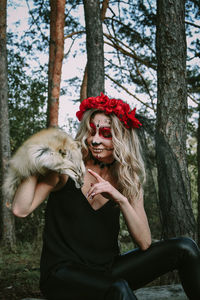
[3,127,85,209]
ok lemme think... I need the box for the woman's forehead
[91,113,111,126]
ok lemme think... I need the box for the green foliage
[7,43,47,152]
[6,31,48,244]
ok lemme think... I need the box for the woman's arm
[118,193,151,251]
[12,172,68,218]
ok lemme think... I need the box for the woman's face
[87,113,114,163]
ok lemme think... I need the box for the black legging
[41,237,200,300]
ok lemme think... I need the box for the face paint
[89,122,112,139]
[87,113,114,163]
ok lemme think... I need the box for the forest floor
[0,242,180,300]
[0,243,43,300]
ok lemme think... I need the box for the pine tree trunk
[83,0,104,97]
[0,0,16,249]
[155,0,196,239]
[197,109,200,246]
[47,0,65,127]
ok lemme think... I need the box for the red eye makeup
[89,122,112,139]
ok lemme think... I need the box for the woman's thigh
[41,265,113,300]
[111,237,188,289]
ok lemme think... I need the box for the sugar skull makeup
[86,113,114,162]
[89,122,112,139]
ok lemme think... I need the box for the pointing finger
[87,169,105,182]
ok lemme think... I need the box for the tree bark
[197,109,200,246]
[0,0,16,248]
[137,117,161,239]
[101,0,109,21]
[47,0,65,127]
[156,0,196,238]
[83,0,104,97]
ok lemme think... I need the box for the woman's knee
[112,279,129,294]
[172,237,200,259]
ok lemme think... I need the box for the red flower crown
[76,93,142,129]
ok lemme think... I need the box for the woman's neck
[91,156,116,169]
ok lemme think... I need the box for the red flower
[76,110,83,121]
[76,93,142,129]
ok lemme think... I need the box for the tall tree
[155,0,196,238]
[80,0,109,101]
[47,0,65,127]
[0,0,16,248]
[83,0,104,97]
[197,108,200,246]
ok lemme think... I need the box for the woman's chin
[94,154,102,160]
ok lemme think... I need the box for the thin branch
[147,0,153,11]
[105,74,155,112]
[64,30,85,39]
[105,57,129,73]
[188,93,199,105]
[104,37,156,70]
[106,55,156,109]
[64,31,157,71]
[105,33,156,66]
[185,21,200,29]
[110,13,122,66]
[134,60,155,110]
[65,3,78,19]
[187,54,198,62]
[64,38,75,58]
[105,17,156,55]
[25,0,48,41]
[105,57,155,107]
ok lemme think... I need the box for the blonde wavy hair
[75,109,146,204]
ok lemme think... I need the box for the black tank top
[40,177,120,284]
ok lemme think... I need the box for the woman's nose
[91,141,101,146]
[92,132,102,145]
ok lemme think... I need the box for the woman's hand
[40,171,68,191]
[87,169,151,250]
[86,169,127,205]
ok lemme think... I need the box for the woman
[12,93,200,300]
